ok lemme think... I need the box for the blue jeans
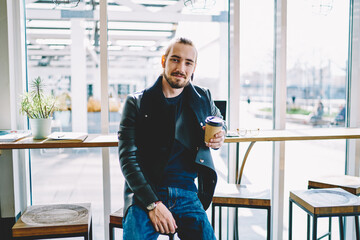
[123,187,216,240]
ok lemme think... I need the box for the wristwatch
[146,201,160,211]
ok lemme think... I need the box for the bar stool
[212,181,270,240]
[308,175,360,195]
[308,175,360,239]
[212,141,271,240]
[289,188,360,240]
[109,208,175,240]
[12,203,92,240]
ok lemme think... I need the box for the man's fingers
[153,222,160,232]
[168,221,176,234]
[158,223,165,234]
[173,218,178,229]
[162,215,176,233]
[171,219,178,233]
[210,136,224,143]
[214,130,225,138]
[162,219,170,234]
[170,215,178,233]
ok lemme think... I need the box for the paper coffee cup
[204,116,224,143]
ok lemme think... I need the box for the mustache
[171,72,186,78]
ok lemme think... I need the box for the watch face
[147,202,156,211]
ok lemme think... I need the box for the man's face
[162,43,197,89]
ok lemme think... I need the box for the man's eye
[186,62,193,66]
[171,59,179,62]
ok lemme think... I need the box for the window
[24,1,229,238]
[284,1,349,237]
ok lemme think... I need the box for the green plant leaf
[20,77,58,119]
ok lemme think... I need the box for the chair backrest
[214,100,227,120]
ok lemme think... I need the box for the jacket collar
[144,75,210,125]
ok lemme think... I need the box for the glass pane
[25,0,229,239]
[238,0,274,238]
[25,0,104,238]
[106,2,229,239]
[286,0,348,130]
[284,1,349,238]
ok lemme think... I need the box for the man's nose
[177,61,186,72]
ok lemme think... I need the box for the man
[118,37,225,239]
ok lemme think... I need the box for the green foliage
[259,107,311,115]
[20,77,58,119]
[287,108,311,115]
[259,107,272,112]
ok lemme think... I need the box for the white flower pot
[30,118,52,139]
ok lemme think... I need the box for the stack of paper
[46,132,88,143]
[0,130,32,142]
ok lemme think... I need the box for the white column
[347,0,360,176]
[93,68,101,100]
[229,0,241,181]
[227,0,241,239]
[0,0,28,237]
[71,18,88,132]
[346,0,360,239]
[99,1,110,240]
[272,0,287,239]
[0,2,12,129]
[219,20,229,100]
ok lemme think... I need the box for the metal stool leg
[234,208,238,240]
[89,219,93,240]
[267,207,271,240]
[312,216,317,240]
[289,200,293,240]
[328,217,332,240]
[355,216,360,240]
[219,207,222,240]
[307,185,311,240]
[307,214,311,240]
[339,216,344,240]
[109,224,114,240]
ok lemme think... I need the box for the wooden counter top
[0,134,118,149]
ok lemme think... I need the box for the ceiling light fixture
[311,0,333,16]
[183,0,216,12]
[53,0,80,8]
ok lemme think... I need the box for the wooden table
[225,127,360,143]
[225,127,360,184]
[0,134,118,151]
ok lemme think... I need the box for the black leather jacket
[118,76,224,216]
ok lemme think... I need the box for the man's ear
[191,64,197,80]
[161,55,166,68]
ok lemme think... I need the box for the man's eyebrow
[170,54,195,63]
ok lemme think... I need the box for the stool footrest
[317,232,331,240]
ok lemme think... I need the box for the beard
[163,71,190,89]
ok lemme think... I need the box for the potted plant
[20,77,58,139]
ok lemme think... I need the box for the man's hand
[148,202,177,234]
[205,128,225,149]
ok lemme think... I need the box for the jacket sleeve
[118,94,159,208]
[205,89,227,133]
